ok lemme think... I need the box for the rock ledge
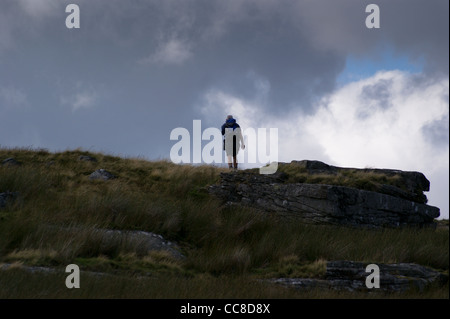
[209,160,440,228]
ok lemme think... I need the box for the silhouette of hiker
[221,115,245,170]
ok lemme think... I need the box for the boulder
[94,229,184,260]
[2,158,21,166]
[79,155,97,162]
[89,169,116,181]
[43,225,184,260]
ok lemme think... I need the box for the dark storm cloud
[381,0,449,76]
[77,0,347,116]
[0,0,448,159]
[295,0,449,76]
[79,0,448,115]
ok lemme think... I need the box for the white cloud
[303,71,448,170]
[17,0,59,19]
[72,92,97,111]
[140,38,192,66]
[61,89,98,112]
[0,86,28,108]
[200,90,259,129]
[0,0,62,52]
[294,70,448,218]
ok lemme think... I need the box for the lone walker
[221,115,245,170]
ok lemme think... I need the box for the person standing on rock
[221,115,245,170]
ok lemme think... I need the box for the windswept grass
[275,164,406,191]
[0,147,448,298]
[251,161,429,203]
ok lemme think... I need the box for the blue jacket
[221,118,240,135]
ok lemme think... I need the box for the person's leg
[232,136,237,170]
[227,155,233,169]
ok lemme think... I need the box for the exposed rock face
[208,160,440,228]
[286,160,431,203]
[89,169,116,181]
[271,260,448,293]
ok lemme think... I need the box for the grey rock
[0,263,57,274]
[46,160,55,167]
[209,161,440,228]
[0,263,111,279]
[79,155,97,162]
[42,225,185,260]
[95,229,185,260]
[281,160,430,203]
[2,158,21,166]
[89,169,116,181]
[270,260,448,293]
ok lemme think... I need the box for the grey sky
[0,0,448,217]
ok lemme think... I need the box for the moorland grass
[0,147,448,298]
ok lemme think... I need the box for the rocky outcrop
[271,260,448,293]
[284,160,431,204]
[208,160,440,228]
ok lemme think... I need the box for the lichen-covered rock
[208,161,440,228]
[271,260,448,293]
[284,160,430,203]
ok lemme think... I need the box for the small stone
[46,161,55,167]
[2,158,21,166]
[89,169,116,181]
[79,155,97,162]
